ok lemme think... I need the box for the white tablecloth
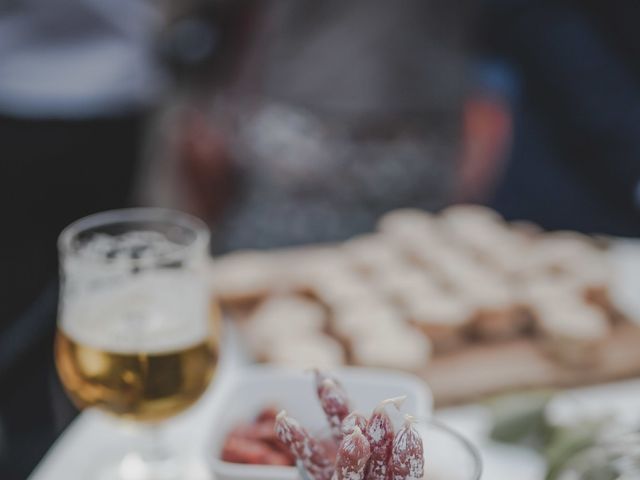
[28,335,640,480]
[29,242,640,480]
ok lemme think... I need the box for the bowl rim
[423,417,483,480]
[206,365,434,479]
[295,417,483,480]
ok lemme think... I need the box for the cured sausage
[332,426,371,480]
[275,410,334,480]
[390,415,424,480]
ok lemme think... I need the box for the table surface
[30,242,640,480]
[29,328,640,480]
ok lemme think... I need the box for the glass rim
[58,207,210,262]
[422,417,483,480]
[296,417,482,480]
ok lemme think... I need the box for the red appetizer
[274,371,425,480]
[221,406,296,466]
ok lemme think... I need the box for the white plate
[206,365,433,480]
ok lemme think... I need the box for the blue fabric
[483,0,640,235]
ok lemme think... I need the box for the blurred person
[146,0,512,252]
[481,0,640,236]
[0,1,166,477]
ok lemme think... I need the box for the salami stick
[332,426,371,480]
[318,377,351,442]
[275,410,334,480]
[314,370,330,396]
[365,397,405,480]
[341,411,368,436]
[313,370,345,395]
[390,415,424,480]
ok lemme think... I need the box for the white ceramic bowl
[296,418,482,480]
[206,365,433,480]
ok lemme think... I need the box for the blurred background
[2,0,640,477]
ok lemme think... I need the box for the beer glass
[55,208,217,479]
[296,418,482,480]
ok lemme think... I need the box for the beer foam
[61,271,210,354]
[76,231,185,264]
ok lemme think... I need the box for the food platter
[211,206,640,405]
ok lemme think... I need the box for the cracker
[351,326,432,372]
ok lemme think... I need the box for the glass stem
[139,424,170,465]
[119,424,177,480]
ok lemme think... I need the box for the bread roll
[212,251,283,305]
[350,326,431,372]
[369,266,442,304]
[331,303,403,341]
[343,234,406,275]
[243,295,327,356]
[403,294,472,352]
[376,208,439,244]
[531,299,611,367]
[267,335,346,369]
[463,280,527,340]
[307,271,374,306]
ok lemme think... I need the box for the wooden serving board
[226,304,640,406]
[215,234,640,406]
[424,322,640,406]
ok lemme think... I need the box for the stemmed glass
[297,417,482,480]
[415,418,483,480]
[55,208,218,479]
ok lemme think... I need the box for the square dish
[206,365,433,480]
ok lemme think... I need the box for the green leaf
[544,420,607,480]
[487,391,555,450]
[579,464,620,480]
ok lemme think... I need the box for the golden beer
[55,329,217,422]
[55,269,218,423]
[56,209,215,477]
